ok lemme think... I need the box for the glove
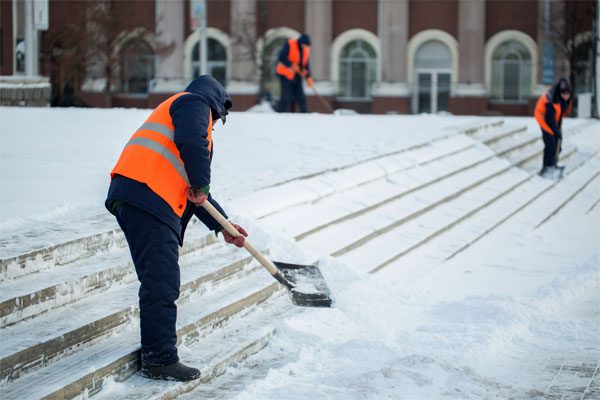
[221,223,248,248]
[292,63,301,74]
[187,185,209,206]
[306,77,314,87]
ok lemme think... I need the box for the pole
[24,0,35,75]
[200,0,207,75]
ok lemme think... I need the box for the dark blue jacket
[543,77,572,137]
[106,75,232,244]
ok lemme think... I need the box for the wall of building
[332,0,377,37]
[0,0,13,75]
[409,0,458,39]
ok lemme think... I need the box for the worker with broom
[105,75,247,382]
[276,33,314,113]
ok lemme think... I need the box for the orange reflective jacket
[276,38,310,80]
[111,92,213,217]
[533,93,571,135]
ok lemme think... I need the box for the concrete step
[299,156,512,258]
[0,240,266,383]
[470,124,528,145]
[0,229,217,328]
[0,268,281,399]
[91,295,295,400]
[384,148,600,284]
[229,133,478,220]
[263,145,493,240]
[339,167,529,274]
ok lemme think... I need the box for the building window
[261,36,288,101]
[121,39,154,94]
[339,40,376,100]
[413,40,452,113]
[191,38,227,87]
[491,40,532,102]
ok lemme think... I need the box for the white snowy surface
[0,107,599,399]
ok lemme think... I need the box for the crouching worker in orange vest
[276,33,314,113]
[105,75,248,381]
[534,77,572,178]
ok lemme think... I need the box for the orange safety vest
[111,92,213,217]
[276,38,310,81]
[534,92,566,135]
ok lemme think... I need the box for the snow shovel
[201,201,333,307]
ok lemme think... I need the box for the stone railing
[0,76,51,107]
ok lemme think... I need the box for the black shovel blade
[274,261,333,307]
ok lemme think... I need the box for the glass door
[417,72,432,113]
[415,70,452,113]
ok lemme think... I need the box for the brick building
[0,0,596,114]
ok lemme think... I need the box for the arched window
[491,40,532,101]
[339,40,376,99]
[191,38,228,86]
[261,36,288,101]
[414,40,452,113]
[120,39,154,94]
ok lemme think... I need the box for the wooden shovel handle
[201,201,279,276]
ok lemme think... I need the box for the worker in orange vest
[276,33,314,113]
[533,77,572,178]
[105,75,247,381]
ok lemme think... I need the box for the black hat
[297,34,311,46]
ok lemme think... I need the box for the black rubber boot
[141,361,201,381]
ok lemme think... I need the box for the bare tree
[542,0,597,98]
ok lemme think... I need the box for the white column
[380,0,408,82]
[154,0,184,92]
[305,0,332,81]
[230,0,257,83]
[24,0,37,75]
[457,0,485,96]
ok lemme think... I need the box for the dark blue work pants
[542,130,561,167]
[277,75,307,113]
[114,203,180,367]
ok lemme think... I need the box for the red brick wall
[333,0,377,38]
[257,0,304,37]
[0,0,13,75]
[372,97,411,114]
[207,0,230,34]
[449,97,488,115]
[409,0,458,39]
[486,0,538,41]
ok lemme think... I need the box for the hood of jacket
[547,76,571,104]
[184,75,232,124]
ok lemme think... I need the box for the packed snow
[0,106,598,399]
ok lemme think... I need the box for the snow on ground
[0,107,477,229]
[1,107,598,398]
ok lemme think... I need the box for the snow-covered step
[451,118,504,135]
[0,270,282,400]
[383,148,600,283]
[0,230,217,328]
[263,145,493,240]
[229,133,478,220]
[92,295,295,400]
[493,132,539,157]
[469,124,527,145]
[0,241,266,383]
[299,157,511,258]
[337,167,529,274]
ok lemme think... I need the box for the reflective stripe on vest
[111,92,213,217]
[276,38,310,81]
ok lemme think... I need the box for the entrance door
[416,70,451,113]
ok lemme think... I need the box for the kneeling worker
[105,75,247,381]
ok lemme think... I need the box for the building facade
[0,0,596,114]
